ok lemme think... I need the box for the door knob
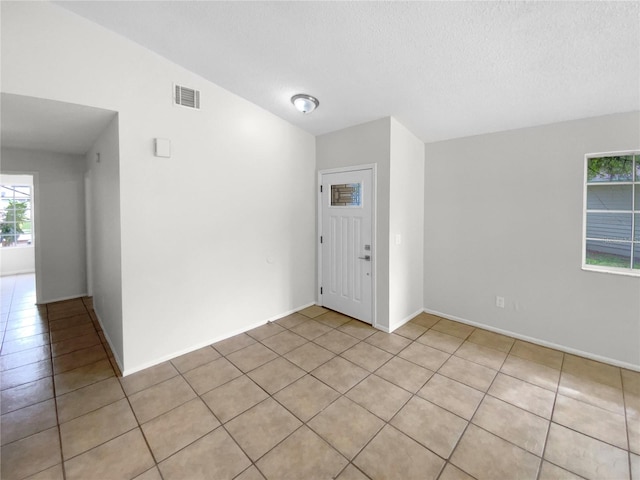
[358,255,371,261]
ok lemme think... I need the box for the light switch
[155,138,171,158]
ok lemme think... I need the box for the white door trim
[317,164,377,328]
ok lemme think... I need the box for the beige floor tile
[234,466,266,480]
[364,331,412,354]
[472,396,549,456]
[450,424,540,480]
[1,398,57,445]
[1,333,50,356]
[129,375,197,423]
[538,461,585,480]
[284,341,335,371]
[510,340,563,370]
[3,323,49,342]
[0,427,61,480]
[24,463,65,480]
[313,329,360,354]
[417,373,484,420]
[225,398,302,460]
[141,398,219,461]
[201,375,269,423]
[290,319,333,340]
[246,322,286,341]
[64,428,154,480]
[431,319,474,339]
[559,371,625,415]
[119,361,178,396]
[346,374,411,421]
[394,322,429,340]
[455,341,507,370]
[247,357,305,394]
[416,329,466,354]
[51,332,101,357]
[335,464,370,480]
[399,341,451,371]
[49,323,96,344]
[631,453,640,480]
[563,354,622,389]
[312,356,370,394]
[226,342,279,373]
[273,374,340,422]
[259,330,307,355]
[375,356,434,393]
[1,376,53,414]
[256,426,348,480]
[341,342,393,372]
[60,398,137,459]
[466,329,514,353]
[501,355,560,391]
[438,463,476,480]
[308,396,384,459]
[132,467,163,480]
[212,333,256,356]
[489,373,556,418]
[552,394,628,449]
[275,312,308,329]
[354,425,445,480]
[391,395,468,459]
[56,377,125,423]
[298,305,329,318]
[48,314,91,332]
[315,310,353,328]
[544,423,629,480]
[410,312,442,329]
[0,359,51,391]
[53,358,114,396]
[183,356,243,394]
[1,345,51,371]
[52,344,107,374]
[630,415,640,455]
[170,346,220,374]
[438,355,497,392]
[338,319,377,340]
[622,369,640,395]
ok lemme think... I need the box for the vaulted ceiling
[55,1,639,143]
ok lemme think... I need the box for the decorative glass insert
[331,183,361,206]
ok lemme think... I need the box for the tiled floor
[1,273,639,480]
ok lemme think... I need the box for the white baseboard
[121,302,317,377]
[384,308,424,333]
[37,293,88,305]
[424,307,640,372]
[1,269,36,276]
[91,308,125,374]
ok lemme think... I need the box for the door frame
[317,164,377,328]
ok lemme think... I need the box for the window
[583,152,639,275]
[0,184,33,248]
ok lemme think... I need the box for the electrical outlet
[496,296,505,308]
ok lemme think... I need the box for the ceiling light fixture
[291,94,319,114]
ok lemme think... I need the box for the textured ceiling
[55,1,639,143]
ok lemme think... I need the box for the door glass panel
[586,213,632,241]
[331,183,361,206]
[587,185,632,210]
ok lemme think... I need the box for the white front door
[320,168,373,324]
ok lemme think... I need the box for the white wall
[389,119,425,329]
[2,1,316,374]
[85,116,123,364]
[424,112,640,368]
[1,149,87,303]
[317,118,392,329]
[0,174,35,276]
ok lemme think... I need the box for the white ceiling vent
[174,84,200,110]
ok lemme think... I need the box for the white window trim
[582,149,640,277]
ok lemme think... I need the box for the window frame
[0,183,33,249]
[582,150,640,277]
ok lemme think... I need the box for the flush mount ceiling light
[291,94,319,114]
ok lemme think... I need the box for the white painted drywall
[389,119,425,329]
[85,116,124,365]
[316,118,392,329]
[1,1,316,373]
[424,112,640,368]
[1,149,87,302]
[0,174,35,276]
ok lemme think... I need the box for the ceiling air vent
[174,84,200,109]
